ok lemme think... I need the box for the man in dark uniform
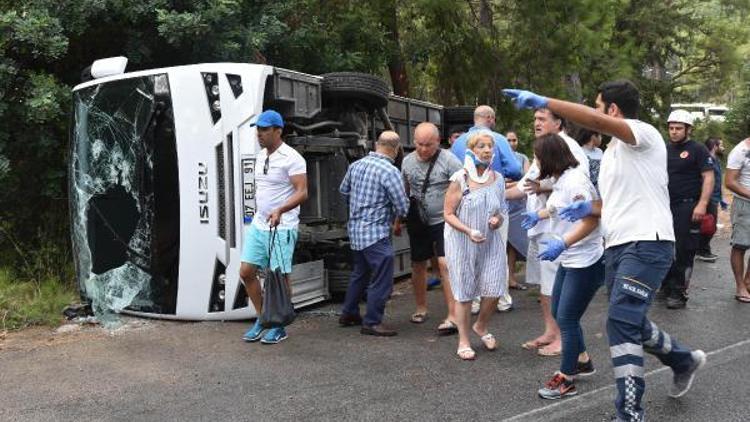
[660,109,715,309]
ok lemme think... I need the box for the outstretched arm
[546,98,636,145]
[502,89,637,145]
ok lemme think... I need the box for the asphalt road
[2,235,749,422]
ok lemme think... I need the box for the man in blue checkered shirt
[339,131,409,336]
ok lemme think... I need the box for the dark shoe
[338,313,363,327]
[437,319,458,336]
[695,252,717,263]
[669,350,706,398]
[574,359,596,377]
[666,295,687,309]
[656,288,670,302]
[538,372,577,400]
[360,324,397,337]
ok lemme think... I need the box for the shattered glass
[70,75,179,327]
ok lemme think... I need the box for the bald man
[450,105,522,181]
[400,122,463,334]
[340,131,410,336]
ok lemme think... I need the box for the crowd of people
[233,77,750,421]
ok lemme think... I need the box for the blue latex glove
[502,89,549,110]
[558,200,593,222]
[521,211,541,230]
[720,200,728,211]
[538,237,567,261]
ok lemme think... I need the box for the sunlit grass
[0,267,77,331]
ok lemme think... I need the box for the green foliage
[0,8,68,59]
[691,119,727,144]
[0,267,77,330]
[724,88,750,143]
[24,73,69,124]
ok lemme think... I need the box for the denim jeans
[341,238,395,326]
[551,257,605,375]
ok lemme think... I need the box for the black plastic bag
[259,266,295,328]
[259,229,296,328]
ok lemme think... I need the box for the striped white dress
[445,169,508,302]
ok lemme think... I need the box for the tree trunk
[388,58,409,97]
[480,0,498,106]
[479,0,492,28]
[563,73,583,103]
[383,0,409,96]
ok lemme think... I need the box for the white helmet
[668,109,695,127]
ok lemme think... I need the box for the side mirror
[90,56,128,79]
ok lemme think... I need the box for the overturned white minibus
[70,58,456,320]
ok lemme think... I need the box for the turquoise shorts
[241,225,298,274]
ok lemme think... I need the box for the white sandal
[480,333,497,351]
[472,323,498,351]
[457,346,476,360]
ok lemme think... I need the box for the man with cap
[240,109,308,345]
[659,109,714,309]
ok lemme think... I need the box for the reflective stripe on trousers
[605,241,695,422]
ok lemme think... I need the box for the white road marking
[502,338,750,422]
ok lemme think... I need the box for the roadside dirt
[0,317,161,353]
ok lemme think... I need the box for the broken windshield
[70,74,179,326]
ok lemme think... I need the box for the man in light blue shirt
[450,105,522,180]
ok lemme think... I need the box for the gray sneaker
[695,252,717,262]
[668,350,706,398]
[538,373,577,400]
[666,296,687,309]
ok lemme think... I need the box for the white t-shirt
[726,139,750,200]
[252,142,307,230]
[547,168,603,267]
[561,131,590,177]
[598,119,674,247]
[518,131,590,237]
[583,146,604,161]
